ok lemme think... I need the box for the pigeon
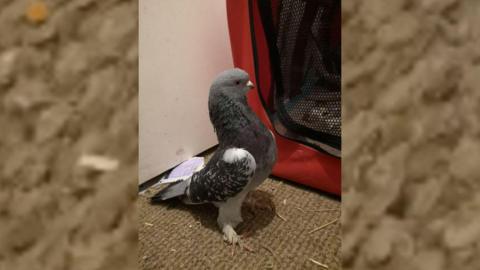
[151,68,277,245]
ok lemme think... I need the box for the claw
[240,242,255,253]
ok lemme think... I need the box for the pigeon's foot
[222,224,240,245]
[222,225,255,255]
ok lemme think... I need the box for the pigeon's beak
[247,80,254,90]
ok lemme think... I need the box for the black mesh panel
[255,0,341,151]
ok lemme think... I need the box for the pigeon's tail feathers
[150,179,189,203]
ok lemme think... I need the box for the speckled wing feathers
[187,148,255,203]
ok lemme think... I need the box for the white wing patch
[223,148,247,163]
[222,148,256,174]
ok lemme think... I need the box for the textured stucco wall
[0,1,138,269]
[343,0,480,269]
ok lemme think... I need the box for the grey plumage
[187,148,256,203]
[151,68,277,244]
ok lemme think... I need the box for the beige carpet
[343,0,480,269]
[139,176,340,270]
[0,1,138,269]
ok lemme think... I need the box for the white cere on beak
[247,80,254,89]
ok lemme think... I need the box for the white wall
[139,0,233,184]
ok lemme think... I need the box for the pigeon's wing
[186,148,256,203]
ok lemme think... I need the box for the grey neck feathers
[209,93,253,142]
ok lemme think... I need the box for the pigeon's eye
[235,81,240,85]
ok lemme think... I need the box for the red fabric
[226,0,340,195]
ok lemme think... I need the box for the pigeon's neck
[209,94,254,141]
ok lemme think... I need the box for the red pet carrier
[226,0,341,195]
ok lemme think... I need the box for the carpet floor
[139,173,340,270]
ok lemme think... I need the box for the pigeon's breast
[239,122,276,174]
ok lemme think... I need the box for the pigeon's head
[210,68,254,99]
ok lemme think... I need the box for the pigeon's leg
[217,198,244,245]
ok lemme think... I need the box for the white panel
[139,0,232,184]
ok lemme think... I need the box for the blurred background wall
[0,1,138,269]
[342,0,480,269]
